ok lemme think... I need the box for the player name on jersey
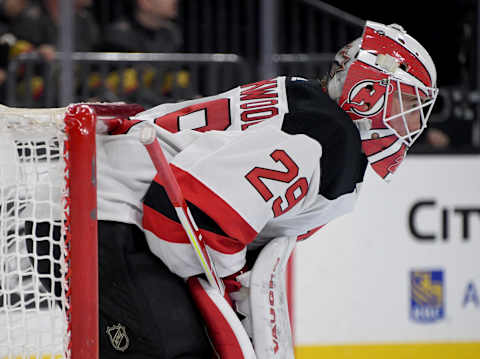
[132,76,289,133]
[238,79,281,130]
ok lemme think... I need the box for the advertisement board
[294,155,480,358]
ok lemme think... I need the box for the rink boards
[294,155,480,358]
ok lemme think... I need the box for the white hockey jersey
[96,77,368,278]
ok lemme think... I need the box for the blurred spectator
[102,0,181,53]
[0,0,29,103]
[0,0,27,25]
[425,128,450,149]
[414,2,477,152]
[3,0,100,106]
[414,86,478,152]
[94,0,196,108]
[10,0,100,60]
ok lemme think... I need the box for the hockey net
[0,103,143,359]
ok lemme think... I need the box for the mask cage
[383,77,438,147]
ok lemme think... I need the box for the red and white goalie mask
[327,21,439,181]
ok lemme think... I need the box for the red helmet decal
[361,134,398,157]
[345,79,390,117]
[370,143,407,179]
[362,27,432,88]
[329,42,354,79]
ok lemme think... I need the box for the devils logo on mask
[343,79,391,118]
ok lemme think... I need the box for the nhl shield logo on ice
[106,323,130,352]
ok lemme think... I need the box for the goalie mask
[326,21,438,181]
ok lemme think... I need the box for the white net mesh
[0,107,70,359]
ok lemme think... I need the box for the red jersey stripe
[143,203,245,255]
[170,165,259,245]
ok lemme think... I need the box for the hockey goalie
[91,21,438,358]
[19,21,437,358]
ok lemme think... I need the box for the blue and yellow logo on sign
[410,270,444,323]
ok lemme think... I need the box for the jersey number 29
[245,150,308,217]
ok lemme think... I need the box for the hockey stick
[138,125,225,295]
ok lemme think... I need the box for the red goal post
[0,103,143,359]
[66,103,143,359]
